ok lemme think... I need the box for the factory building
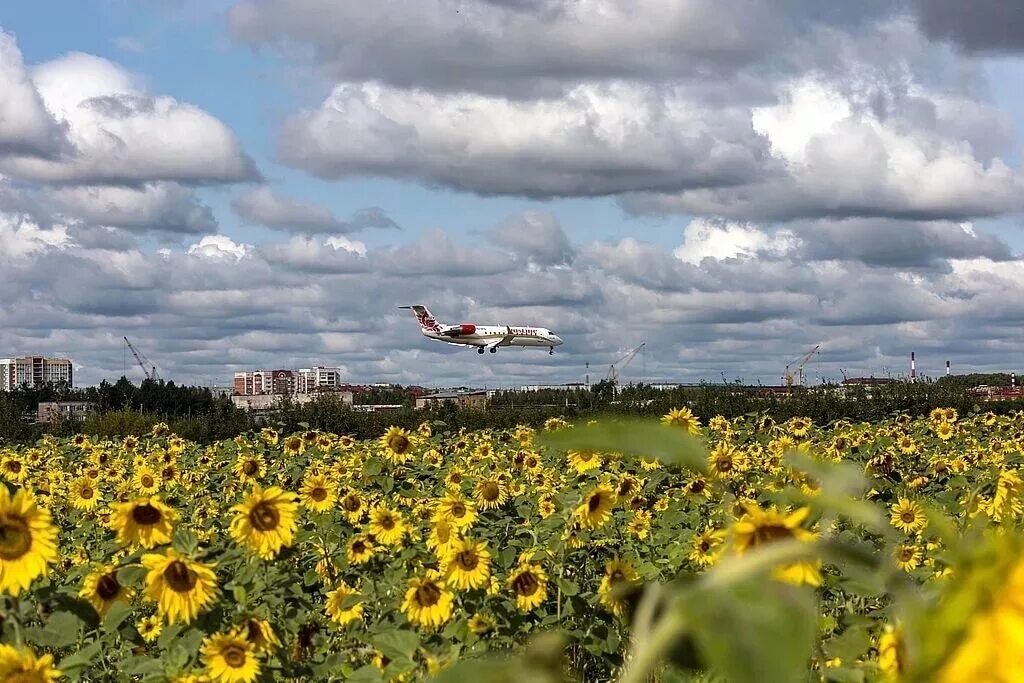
[0,356,73,390]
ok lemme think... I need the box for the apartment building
[233,366,340,396]
[0,356,73,390]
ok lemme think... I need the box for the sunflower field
[0,407,1022,682]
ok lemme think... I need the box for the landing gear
[549,347,554,355]
[489,347,497,354]
[477,347,485,354]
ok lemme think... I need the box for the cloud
[0,31,67,158]
[488,211,574,265]
[46,182,217,234]
[626,75,1024,222]
[912,0,1024,53]
[278,82,773,198]
[232,186,397,234]
[0,48,258,185]
[673,218,795,265]
[187,235,253,261]
[228,0,799,95]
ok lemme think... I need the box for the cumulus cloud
[232,186,396,234]
[488,211,574,265]
[0,31,67,158]
[279,82,772,197]
[47,182,217,234]
[0,48,258,185]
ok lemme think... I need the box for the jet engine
[441,324,476,336]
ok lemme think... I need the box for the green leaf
[103,601,133,632]
[346,664,385,683]
[172,527,200,555]
[373,629,420,662]
[684,579,817,683]
[557,578,579,597]
[538,419,707,473]
[118,565,148,587]
[28,610,85,648]
[57,641,103,681]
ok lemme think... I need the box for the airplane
[399,305,563,355]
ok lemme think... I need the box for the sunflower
[689,528,727,568]
[68,477,100,511]
[877,624,905,678]
[474,477,508,510]
[80,565,134,617]
[109,496,177,549]
[202,631,260,683]
[339,489,366,523]
[260,428,279,446]
[934,421,955,441]
[141,548,218,624]
[598,557,639,617]
[897,434,918,455]
[731,503,821,586]
[346,535,375,564]
[134,465,161,495]
[627,510,651,540]
[468,612,495,635]
[233,454,266,484]
[368,506,406,546]
[543,417,568,431]
[0,487,58,596]
[434,494,477,530]
[661,407,702,435]
[638,455,661,471]
[538,498,556,519]
[282,435,305,457]
[445,538,491,590]
[895,544,922,572]
[325,582,364,626]
[380,427,415,464]
[708,443,747,480]
[137,614,163,642]
[402,571,454,629]
[241,617,280,654]
[788,417,813,437]
[508,563,548,612]
[576,484,616,530]
[0,644,61,682]
[230,486,299,560]
[567,450,602,475]
[0,456,26,484]
[890,498,927,534]
[299,473,338,513]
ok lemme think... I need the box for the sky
[2,1,1024,388]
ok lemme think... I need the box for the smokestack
[911,351,916,382]
[1013,372,1017,389]
[946,360,950,376]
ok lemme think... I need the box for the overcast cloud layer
[3,2,1024,387]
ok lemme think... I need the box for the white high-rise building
[297,366,342,393]
[0,357,73,390]
[233,367,340,395]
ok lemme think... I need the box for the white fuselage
[426,325,562,348]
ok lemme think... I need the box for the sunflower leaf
[117,565,148,588]
[538,420,707,473]
[373,629,421,662]
[102,602,133,632]
[56,641,102,681]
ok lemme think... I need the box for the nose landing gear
[549,347,554,355]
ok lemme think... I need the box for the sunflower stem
[618,606,686,683]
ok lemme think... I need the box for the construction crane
[607,343,645,384]
[124,336,159,381]
[783,344,820,387]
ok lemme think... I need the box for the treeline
[1,376,1021,446]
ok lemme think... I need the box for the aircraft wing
[485,332,516,350]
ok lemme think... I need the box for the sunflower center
[351,540,366,554]
[249,502,281,532]
[579,452,593,462]
[899,548,916,562]
[131,503,163,526]
[451,503,466,518]
[690,481,705,493]
[480,482,499,501]
[6,462,20,474]
[222,645,248,668]
[141,475,155,488]
[80,486,94,499]
[588,493,604,513]
[245,620,262,642]
[436,524,450,543]
[610,570,625,583]
[415,581,442,607]
[513,571,539,597]
[900,511,916,524]
[342,495,361,512]
[379,514,395,531]
[163,560,198,592]
[699,541,710,552]
[753,523,794,545]
[242,461,258,476]
[97,573,121,601]
[310,487,328,502]
[387,434,410,453]
[0,517,31,561]
[716,456,733,471]
[456,551,479,571]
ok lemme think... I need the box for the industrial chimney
[911,351,916,382]
[946,360,950,376]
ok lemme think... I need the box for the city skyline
[3,2,1024,387]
